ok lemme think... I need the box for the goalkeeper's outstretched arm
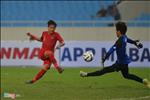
[127,37,143,49]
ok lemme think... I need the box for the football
[83,51,94,62]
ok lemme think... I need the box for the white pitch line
[108,95,150,100]
[136,96,150,99]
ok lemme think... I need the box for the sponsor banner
[60,41,150,67]
[1,41,43,66]
[1,41,150,67]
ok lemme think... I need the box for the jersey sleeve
[40,32,44,41]
[127,37,136,45]
[56,33,64,43]
[103,44,116,61]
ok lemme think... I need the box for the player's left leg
[80,63,117,77]
[120,64,150,88]
[44,51,64,73]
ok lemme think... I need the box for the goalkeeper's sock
[32,69,47,83]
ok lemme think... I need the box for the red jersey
[41,31,64,52]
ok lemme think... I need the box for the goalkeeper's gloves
[134,40,143,49]
[136,43,143,49]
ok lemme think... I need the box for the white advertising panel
[1,41,150,67]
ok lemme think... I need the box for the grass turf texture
[1,67,150,100]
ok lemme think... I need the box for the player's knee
[43,64,50,70]
[43,67,50,71]
[122,73,129,79]
[44,51,53,58]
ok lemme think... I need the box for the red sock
[53,62,59,69]
[49,52,60,69]
[32,69,47,83]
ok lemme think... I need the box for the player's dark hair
[115,21,127,35]
[47,20,57,27]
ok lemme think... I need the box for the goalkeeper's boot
[80,71,87,77]
[25,80,34,84]
[143,79,150,89]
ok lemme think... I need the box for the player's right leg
[26,63,50,84]
[80,63,117,77]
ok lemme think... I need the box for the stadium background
[1,1,150,67]
[1,1,150,100]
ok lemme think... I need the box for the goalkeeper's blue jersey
[106,35,136,64]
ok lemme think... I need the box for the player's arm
[102,36,123,63]
[127,38,143,49]
[26,32,42,42]
[56,42,65,49]
[102,44,116,63]
[55,33,65,49]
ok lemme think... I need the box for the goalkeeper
[80,21,150,88]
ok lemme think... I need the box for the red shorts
[39,48,52,66]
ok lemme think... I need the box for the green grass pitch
[1,67,150,100]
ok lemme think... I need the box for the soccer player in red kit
[26,20,65,84]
